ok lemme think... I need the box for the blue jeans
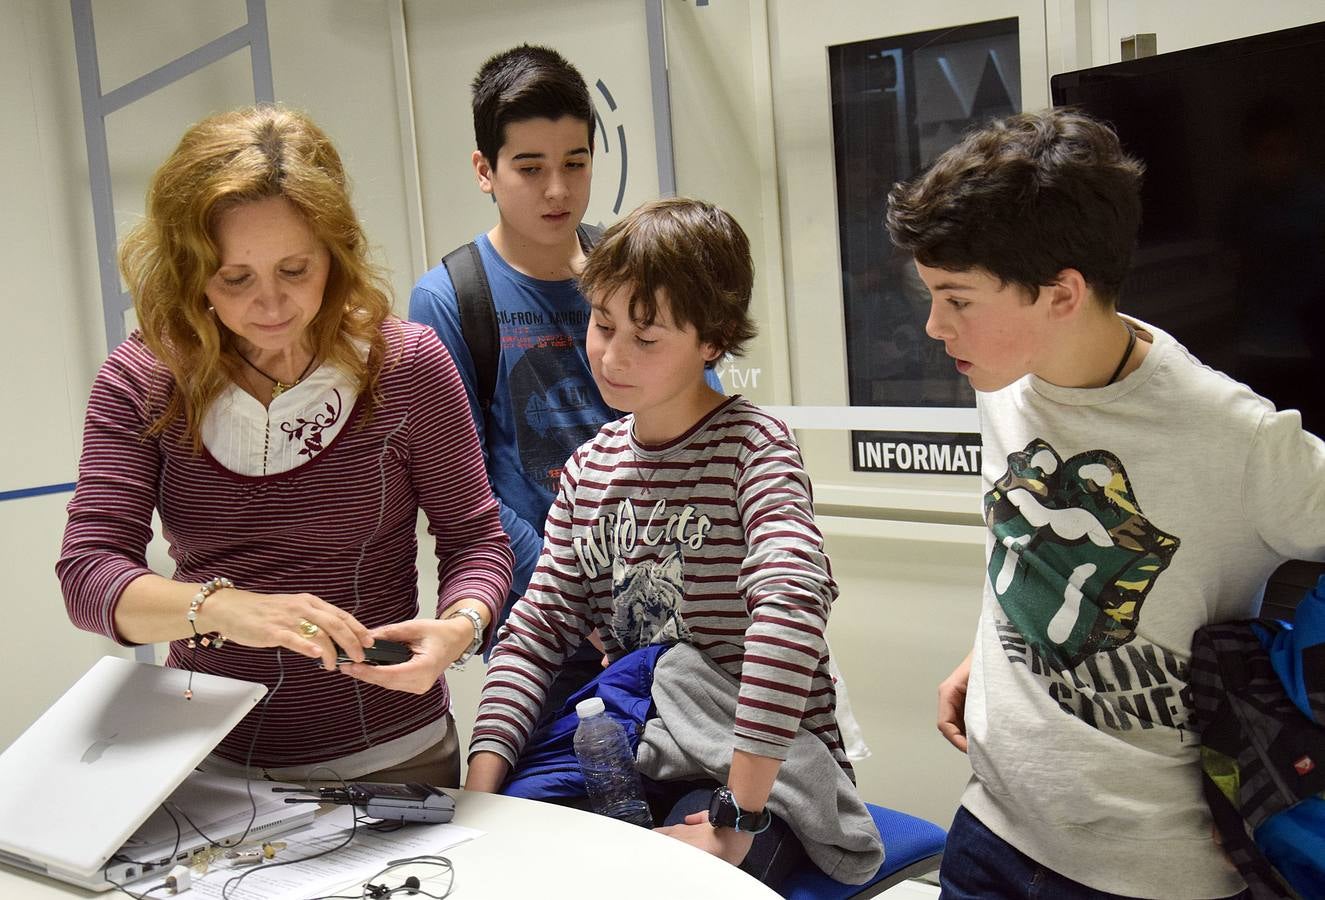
[940,806,1248,900]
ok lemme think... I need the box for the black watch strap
[707,786,773,834]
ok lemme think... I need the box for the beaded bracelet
[187,577,233,650]
[183,577,233,700]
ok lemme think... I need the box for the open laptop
[0,656,313,891]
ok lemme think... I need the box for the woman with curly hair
[58,105,512,786]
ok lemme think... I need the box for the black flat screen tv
[1051,22,1325,438]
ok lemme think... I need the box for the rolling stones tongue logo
[984,439,1180,670]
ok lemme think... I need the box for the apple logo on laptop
[80,733,118,763]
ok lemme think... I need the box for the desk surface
[0,788,783,899]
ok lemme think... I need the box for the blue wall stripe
[0,482,77,502]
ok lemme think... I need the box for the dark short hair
[886,109,1145,304]
[579,198,757,360]
[472,44,593,169]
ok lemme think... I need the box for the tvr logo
[714,354,761,390]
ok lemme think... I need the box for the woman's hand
[655,812,755,866]
[340,614,476,694]
[198,588,374,670]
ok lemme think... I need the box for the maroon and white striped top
[472,397,848,771]
[58,319,513,767]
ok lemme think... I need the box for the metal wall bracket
[1121,32,1158,60]
[70,0,274,354]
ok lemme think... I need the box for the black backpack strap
[577,222,604,251]
[442,242,499,412]
[444,228,599,412]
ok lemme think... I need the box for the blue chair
[781,803,947,899]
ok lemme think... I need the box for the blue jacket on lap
[501,645,670,801]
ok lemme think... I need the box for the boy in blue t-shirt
[410,45,607,638]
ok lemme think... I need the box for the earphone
[364,878,416,898]
[360,856,453,899]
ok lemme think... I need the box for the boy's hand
[586,628,609,668]
[938,651,973,753]
[464,752,510,793]
[655,812,754,866]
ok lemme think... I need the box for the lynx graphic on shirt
[610,550,692,653]
[984,439,1180,671]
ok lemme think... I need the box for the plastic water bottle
[573,697,653,827]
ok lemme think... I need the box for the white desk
[0,789,782,899]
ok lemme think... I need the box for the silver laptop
[0,656,310,891]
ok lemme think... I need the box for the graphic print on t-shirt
[508,343,607,495]
[984,439,1180,671]
[610,550,692,652]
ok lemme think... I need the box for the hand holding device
[335,639,412,666]
[340,618,474,695]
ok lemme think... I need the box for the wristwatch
[444,607,484,670]
[707,785,772,834]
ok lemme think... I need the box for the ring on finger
[297,619,320,638]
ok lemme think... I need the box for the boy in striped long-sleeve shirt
[466,198,848,884]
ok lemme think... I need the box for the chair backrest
[781,803,946,899]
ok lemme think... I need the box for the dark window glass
[830,18,1021,409]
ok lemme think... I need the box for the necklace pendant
[238,351,314,399]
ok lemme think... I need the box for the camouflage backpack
[1190,576,1325,899]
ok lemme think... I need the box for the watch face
[708,787,737,829]
[708,786,772,833]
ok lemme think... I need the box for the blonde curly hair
[119,104,392,446]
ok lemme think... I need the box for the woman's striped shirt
[58,319,512,767]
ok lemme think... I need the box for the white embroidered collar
[201,344,365,476]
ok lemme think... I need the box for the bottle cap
[575,697,606,718]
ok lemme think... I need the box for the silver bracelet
[444,606,485,670]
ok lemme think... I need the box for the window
[830,18,1021,412]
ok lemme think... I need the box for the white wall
[662,0,792,405]
[1097,0,1324,62]
[4,0,1322,836]
[2,0,122,746]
